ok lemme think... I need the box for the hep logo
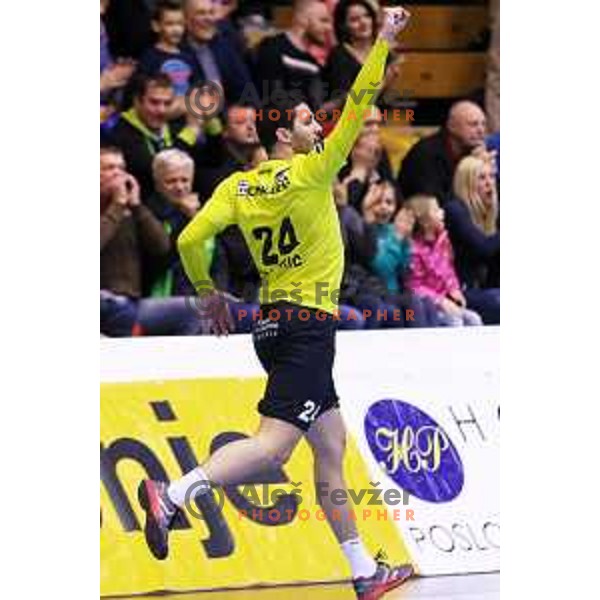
[365,399,464,503]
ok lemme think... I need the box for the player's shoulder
[288,150,318,169]
[289,149,330,187]
[223,159,292,198]
[211,169,241,195]
[248,159,293,184]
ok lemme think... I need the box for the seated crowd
[100,0,500,336]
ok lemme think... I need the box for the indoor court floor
[133,573,499,600]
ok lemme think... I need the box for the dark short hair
[152,0,183,22]
[224,103,258,127]
[257,101,300,152]
[131,72,174,100]
[334,0,378,45]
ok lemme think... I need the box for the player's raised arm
[297,7,411,186]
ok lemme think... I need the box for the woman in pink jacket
[406,195,483,327]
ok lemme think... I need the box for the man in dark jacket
[195,104,262,200]
[252,0,331,128]
[398,100,487,204]
[182,0,253,104]
[106,73,205,200]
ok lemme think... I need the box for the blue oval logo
[364,399,464,503]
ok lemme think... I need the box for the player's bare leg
[307,409,413,599]
[306,409,360,544]
[138,416,303,559]
[202,416,303,486]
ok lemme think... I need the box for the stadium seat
[273,6,293,30]
[388,52,486,98]
[396,5,489,51]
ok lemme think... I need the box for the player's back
[178,37,392,316]
[226,155,344,314]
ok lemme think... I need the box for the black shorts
[252,302,340,432]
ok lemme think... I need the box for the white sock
[167,466,211,508]
[341,538,378,579]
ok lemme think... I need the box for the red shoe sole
[360,565,414,600]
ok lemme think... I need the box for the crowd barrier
[101,327,499,596]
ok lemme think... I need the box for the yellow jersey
[178,38,390,314]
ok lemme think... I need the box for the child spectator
[364,182,437,327]
[138,1,195,119]
[366,183,412,293]
[406,195,483,327]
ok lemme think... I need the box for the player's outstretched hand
[380,6,411,43]
[200,289,235,336]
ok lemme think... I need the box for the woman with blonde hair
[445,155,500,324]
[453,155,498,234]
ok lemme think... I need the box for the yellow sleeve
[177,177,235,292]
[295,37,390,187]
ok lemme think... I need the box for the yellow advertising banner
[100,378,411,597]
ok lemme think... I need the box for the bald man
[398,100,487,204]
[178,0,252,104]
[253,0,333,115]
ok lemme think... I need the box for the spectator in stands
[324,0,401,111]
[446,156,500,325]
[100,147,203,336]
[339,109,395,210]
[334,177,381,329]
[305,0,337,67]
[196,104,262,200]
[231,2,278,56]
[106,73,205,199]
[406,195,483,327]
[181,0,253,104]
[362,182,437,327]
[148,149,258,335]
[398,101,487,204]
[212,0,254,60]
[100,0,135,120]
[366,183,411,292]
[214,0,238,22]
[103,0,153,60]
[138,1,194,119]
[253,0,332,116]
[146,149,200,298]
